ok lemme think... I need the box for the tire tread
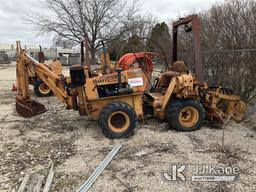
[99,101,138,139]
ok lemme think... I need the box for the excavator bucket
[16,99,47,118]
[15,42,48,118]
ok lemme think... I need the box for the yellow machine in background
[28,59,62,97]
[26,45,63,97]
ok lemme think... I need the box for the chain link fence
[178,49,256,101]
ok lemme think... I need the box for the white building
[0,43,80,64]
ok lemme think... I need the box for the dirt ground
[0,63,256,192]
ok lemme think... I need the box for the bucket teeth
[16,99,47,118]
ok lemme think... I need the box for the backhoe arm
[15,43,72,117]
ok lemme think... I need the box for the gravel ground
[0,63,255,192]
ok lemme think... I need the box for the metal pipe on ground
[77,141,123,192]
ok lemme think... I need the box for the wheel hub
[39,83,50,94]
[108,111,130,133]
[179,106,199,128]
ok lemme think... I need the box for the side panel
[85,78,99,99]
[84,68,148,100]
[161,77,176,110]
[88,93,144,120]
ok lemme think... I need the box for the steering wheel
[91,67,101,76]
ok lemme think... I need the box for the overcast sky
[0,0,224,47]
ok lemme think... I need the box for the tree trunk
[91,49,96,65]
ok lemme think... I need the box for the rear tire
[167,99,205,132]
[34,79,53,97]
[99,102,138,139]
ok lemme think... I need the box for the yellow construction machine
[16,42,147,139]
[27,46,63,97]
[15,15,246,139]
[28,60,62,97]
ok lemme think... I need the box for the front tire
[34,79,53,97]
[167,99,205,131]
[99,102,138,139]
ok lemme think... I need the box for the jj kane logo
[162,163,240,182]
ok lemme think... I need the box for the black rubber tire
[167,99,205,132]
[99,102,138,139]
[34,79,53,97]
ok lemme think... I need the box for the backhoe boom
[15,42,72,117]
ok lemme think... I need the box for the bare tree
[29,0,140,65]
[201,0,256,101]
[117,15,156,40]
[52,35,76,49]
[107,15,156,59]
[177,0,256,100]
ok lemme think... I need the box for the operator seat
[171,60,188,74]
